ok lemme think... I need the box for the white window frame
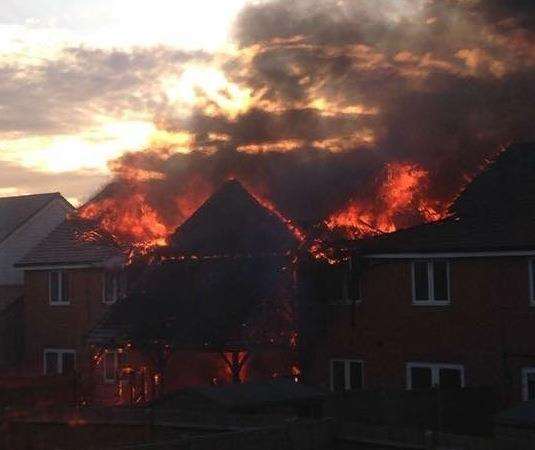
[43,349,76,375]
[528,260,535,306]
[411,260,450,306]
[330,359,364,391]
[406,362,465,390]
[103,350,120,383]
[521,367,535,401]
[102,272,120,305]
[49,270,69,305]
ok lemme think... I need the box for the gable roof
[16,217,125,267]
[170,180,299,256]
[451,142,535,219]
[0,192,73,245]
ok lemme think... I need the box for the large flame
[325,162,447,238]
[79,192,170,249]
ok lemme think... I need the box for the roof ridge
[0,191,61,201]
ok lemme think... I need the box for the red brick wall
[23,268,110,376]
[312,256,535,403]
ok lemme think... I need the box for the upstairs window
[330,359,364,391]
[44,349,76,375]
[412,260,450,305]
[407,362,464,389]
[103,272,121,304]
[49,270,70,305]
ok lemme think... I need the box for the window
[522,368,535,401]
[103,272,121,304]
[412,260,450,305]
[49,270,70,305]
[328,260,362,305]
[406,362,464,389]
[330,359,363,391]
[103,350,124,382]
[529,260,535,305]
[43,349,76,375]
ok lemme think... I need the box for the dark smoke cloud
[98,0,535,229]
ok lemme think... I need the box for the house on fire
[312,142,535,406]
[0,193,73,367]
[82,179,303,403]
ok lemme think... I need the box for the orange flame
[326,162,447,238]
[79,192,170,249]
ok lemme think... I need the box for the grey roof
[170,179,299,256]
[0,193,72,244]
[17,217,125,267]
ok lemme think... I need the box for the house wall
[0,198,73,286]
[311,256,535,404]
[23,268,110,376]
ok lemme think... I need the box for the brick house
[16,217,125,379]
[312,142,535,405]
[0,193,73,367]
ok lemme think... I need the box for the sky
[1,0,535,217]
[0,0,249,204]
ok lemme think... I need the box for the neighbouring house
[85,179,303,405]
[15,217,126,383]
[0,193,74,368]
[312,142,535,406]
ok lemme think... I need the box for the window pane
[439,368,461,388]
[50,272,59,303]
[45,352,58,375]
[411,367,432,389]
[61,271,70,303]
[414,262,429,301]
[433,262,449,301]
[331,361,346,391]
[105,352,116,380]
[62,353,75,375]
[349,361,363,390]
[105,273,119,303]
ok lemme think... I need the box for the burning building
[310,142,535,406]
[82,179,304,404]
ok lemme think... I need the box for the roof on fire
[170,179,299,256]
[0,192,73,245]
[16,217,125,267]
[352,142,535,255]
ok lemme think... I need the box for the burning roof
[350,142,535,255]
[170,179,300,256]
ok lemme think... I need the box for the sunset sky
[1,0,534,216]
[0,0,248,204]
